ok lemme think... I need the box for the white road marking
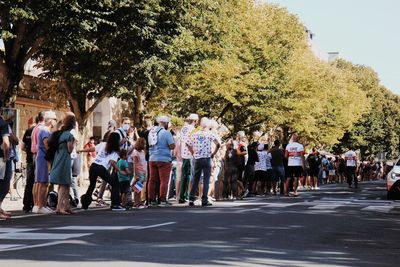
[0,232,92,240]
[309,204,343,210]
[361,206,393,213]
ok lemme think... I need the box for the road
[1,180,399,267]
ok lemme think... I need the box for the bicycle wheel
[15,173,26,199]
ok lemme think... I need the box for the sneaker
[242,189,249,198]
[111,205,125,211]
[96,199,108,207]
[37,207,53,214]
[32,205,39,213]
[159,201,171,207]
[178,199,187,204]
[202,201,212,207]
[189,201,194,207]
[137,204,148,209]
[148,201,158,207]
[45,206,54,212]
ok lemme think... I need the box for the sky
[264,0,400,95]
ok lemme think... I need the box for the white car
[387,159,400,199]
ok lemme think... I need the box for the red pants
[148,161,172,202]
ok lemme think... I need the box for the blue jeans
[189,158,212,203]
[0,159,13,201]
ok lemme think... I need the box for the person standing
[270,140,286,196]
[235,131,247,197]
[30,111,45,213]
[0,112,11,219]
[21,116,36,212]
[187,117,221,207]
[307,148,320,190]
[34,110,58,214]
[49,113,76,214]
[148,116,175,207]
[244,142,259,197]
[284,133,305,197]
[69,126,81,206]
[115,117,135,206]
[344,146,358,188]
[223,139,239,200]
[179,113,198,203]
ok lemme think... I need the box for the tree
[0,0,62,105]
[35,0,185,132]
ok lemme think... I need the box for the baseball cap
[200,117,209,128]
[188,113,199,120]
[157,116,170,123]
[108,119,116,130]
[44,110,57,120]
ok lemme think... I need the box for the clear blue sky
[265,0,400,95]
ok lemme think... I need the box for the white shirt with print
[187,130,217,159]
[344,150,357,167]
[180,124,195,159]
[285,142,304,167]
[94,142,119,170]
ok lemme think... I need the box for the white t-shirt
[180,124,195,159]
[187,130,218,159]
[70,128,78,159]
[94,142,119,170]
[344,150,357,167]
[285,142,304,167]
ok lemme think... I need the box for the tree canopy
[1,0,399,159]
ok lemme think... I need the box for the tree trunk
[133,85,143,127]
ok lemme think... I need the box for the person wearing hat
[103,119,116,142]
[178,113,199,203]
[33,110,58,214]
[187,117,221,207]
[147,115,175,207]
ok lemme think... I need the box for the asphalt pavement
[1,180,399,267]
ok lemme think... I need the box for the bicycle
[13,162,27,199]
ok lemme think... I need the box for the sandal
[0,211,11,219]
[65,209,77,215]
[0,209,11,217]
[56,210,71,215]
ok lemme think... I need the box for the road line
[0,232,92,240]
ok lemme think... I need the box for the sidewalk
[1,179,97,216]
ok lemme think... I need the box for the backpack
[45,130,66,163]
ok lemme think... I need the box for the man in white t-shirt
[179,113,198,203]
[344,146,358,188]
[284,133,305,197]
[187,117,220,206]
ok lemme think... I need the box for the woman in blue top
[49,113,76,215]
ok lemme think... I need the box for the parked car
[386,159,400,199]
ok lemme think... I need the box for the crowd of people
[0,109,384,219]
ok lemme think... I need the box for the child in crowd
[117,149,132,208]
[132,137,147,209]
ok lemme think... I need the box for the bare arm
[2,136,10,161]
[67,141,74,154]
[9,133,19,145]
[43,137,49,151]
[78,146,96,153]
[211,140,221,158]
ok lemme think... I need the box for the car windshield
[397,160,400,166]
